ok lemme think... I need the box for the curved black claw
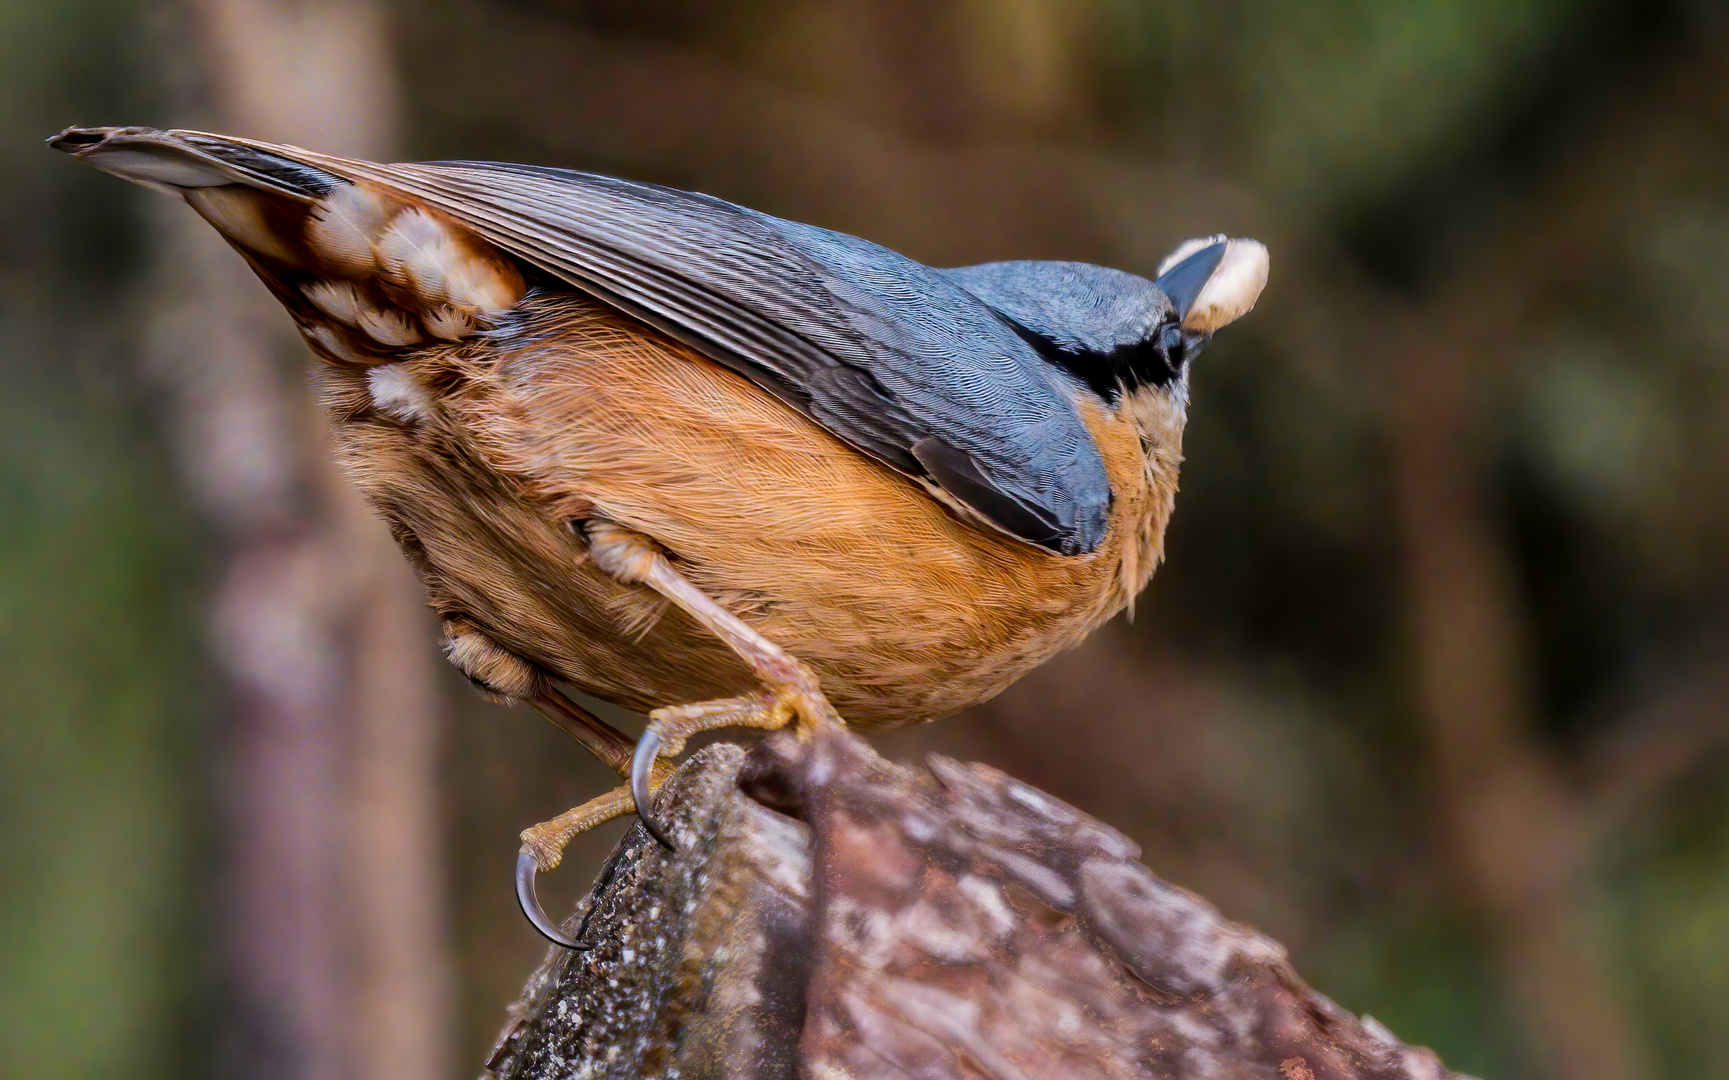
[632,728,678,852]
[516,848,586,950]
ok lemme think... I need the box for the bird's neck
[1115,381,1188,615]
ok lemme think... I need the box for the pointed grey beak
[1154,238,1228,324]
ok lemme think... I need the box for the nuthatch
[51,126,1268,948]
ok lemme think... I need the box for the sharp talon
[516,847,586,950]
[632,729,678,852]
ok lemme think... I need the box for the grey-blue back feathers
[940,261,1172,355]
[59,128,1211,556]
[378,160,1153,555]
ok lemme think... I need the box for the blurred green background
[4,1,1728,1078]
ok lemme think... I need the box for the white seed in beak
[1180,238,1269,335]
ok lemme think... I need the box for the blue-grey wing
[350,160,1112,555]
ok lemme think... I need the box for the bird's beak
[1155,236,1270,335]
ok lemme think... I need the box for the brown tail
[50,126,525,366]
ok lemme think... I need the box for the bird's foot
[632,663,842,851]
[515,772,669,948]
[580,521,844,847]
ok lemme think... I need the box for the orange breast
[326,293,1182,728]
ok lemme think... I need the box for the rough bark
[484,730,1462,1080]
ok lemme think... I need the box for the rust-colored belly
[324,294,1174,728]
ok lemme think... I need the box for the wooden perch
[483,728,1464,1080]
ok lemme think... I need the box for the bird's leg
[584,521,843,850]
[527,684,635,776]
[443,619,664,944]
[516,686,671,948]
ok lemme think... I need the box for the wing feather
[232,137,1114,554]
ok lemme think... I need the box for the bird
[50,125,1268,948]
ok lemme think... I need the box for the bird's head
[941,236,1269,406]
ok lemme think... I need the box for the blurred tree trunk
[144,2,452,1078]
[1379,42,1727,1075]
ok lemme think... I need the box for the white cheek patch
[367,363,434,423]
[1181,239,1269,335]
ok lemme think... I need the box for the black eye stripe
[1006,319,1186,403]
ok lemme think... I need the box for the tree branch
[483,730,1463,1080]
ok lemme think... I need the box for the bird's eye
[1159,322,1188,370]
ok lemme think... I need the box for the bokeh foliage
[0,1,207,1077]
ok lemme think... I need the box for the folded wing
[56,127,1114,555]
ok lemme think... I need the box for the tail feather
[49,126,524,366]
[48,126,338,199]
